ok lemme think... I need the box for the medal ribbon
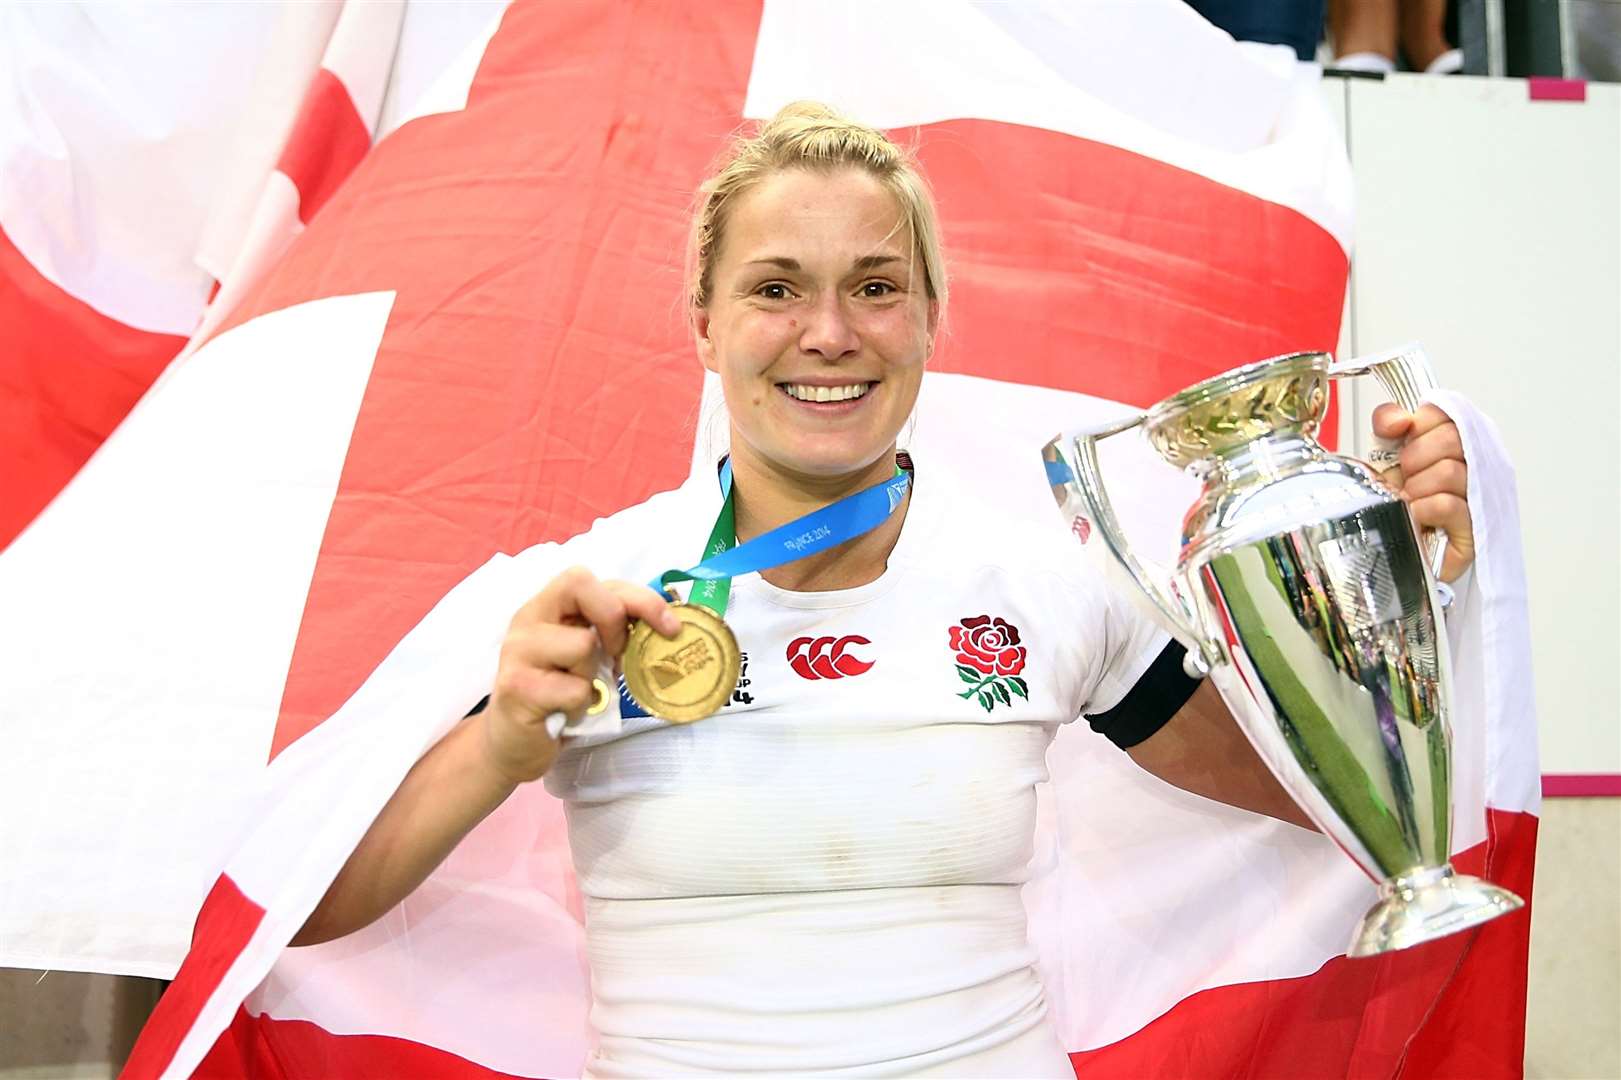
[652,458,912,617]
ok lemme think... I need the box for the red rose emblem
[949,615,1027,677]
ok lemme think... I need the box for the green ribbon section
[669,484,736,617]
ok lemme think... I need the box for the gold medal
[621,602,740,723]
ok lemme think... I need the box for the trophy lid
[1143,351,1331,469]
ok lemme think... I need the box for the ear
[924,300,940,357]
[695,307,718,374]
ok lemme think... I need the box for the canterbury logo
[787,635,874,680]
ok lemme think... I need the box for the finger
[504,623,600,677]
[1407,491,1470,536]
[1370,402,1413,441]
[519,566,602,627]
[1401,458,1468,501]
[1409,492,1476,583]
[494,665,597,723]
[569,578,682,658]
[1403,403,1455,439]
[1398,422,1465,476]
[1438,547,1472,585]
[533,669,598,719]
[605,581,682,642]
[570,574,633,658]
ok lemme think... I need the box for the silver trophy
[1042,347,1523,956]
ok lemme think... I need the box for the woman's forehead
[723,168,909,267]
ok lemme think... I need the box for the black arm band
[1085,639,1203,750]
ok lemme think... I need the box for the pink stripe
[1528,78,1586,102]
[1541,774,1621,797]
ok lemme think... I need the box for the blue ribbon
[652,462,911,597]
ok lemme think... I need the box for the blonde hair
[686,101,948,324]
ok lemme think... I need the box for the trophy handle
[1054,416,1221,677]
[1328,343,1450,583]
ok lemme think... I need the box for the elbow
[289,907,373,948]
[288,884,367,948]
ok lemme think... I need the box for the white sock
[1334,51,1397,73]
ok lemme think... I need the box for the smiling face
[696,166,937,489]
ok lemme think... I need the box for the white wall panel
[1336,73,1621,779]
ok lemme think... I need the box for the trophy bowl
[1043,348,1523,956]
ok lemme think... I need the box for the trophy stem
[1349,864,1525,957]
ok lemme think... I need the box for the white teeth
[784,383,870,403]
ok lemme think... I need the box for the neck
[727,445,911,593]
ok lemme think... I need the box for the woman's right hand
[481,568,681,784]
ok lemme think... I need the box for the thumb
[1370,402,1414,441]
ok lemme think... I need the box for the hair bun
[767,100,846,125]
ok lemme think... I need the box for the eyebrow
[740,254,907,273]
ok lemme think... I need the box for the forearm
[290,716,518,946]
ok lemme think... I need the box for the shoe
[1425,48,1464,74]
[1333,51,1397,74]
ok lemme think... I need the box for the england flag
[0,3,1537,1078]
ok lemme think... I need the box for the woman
[292,102,1476,1077]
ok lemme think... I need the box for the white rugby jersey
[535,459,1169,1077]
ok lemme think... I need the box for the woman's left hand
[1371,402,1474,582]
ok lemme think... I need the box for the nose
[798,292,860,361]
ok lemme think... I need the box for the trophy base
[1349,865,1525,957]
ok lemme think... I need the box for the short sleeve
[1084,638,1201,749]
[1053,566,1200,748]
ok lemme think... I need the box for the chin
[777,443,894,480]
[736,418,902,482]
